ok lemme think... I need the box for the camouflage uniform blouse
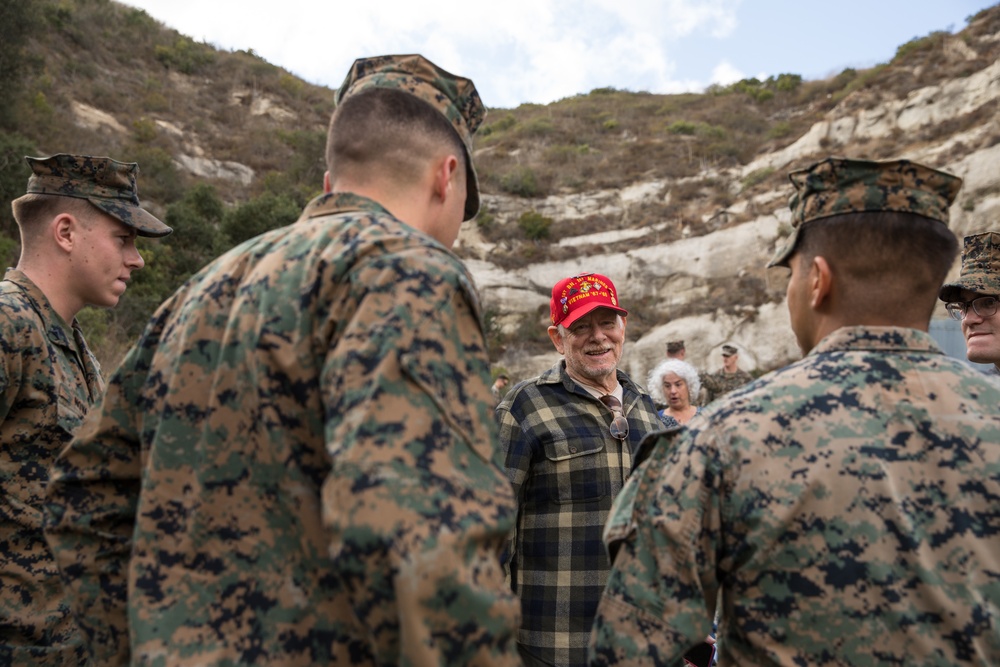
[590,326,1000,666]
[700,367,753,404]
[497,361,662,667]
[44,193,521,666]
[0,269,102,666]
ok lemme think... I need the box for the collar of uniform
[2,268,80,350]
[299,191,392,221]
[809,325,943,357]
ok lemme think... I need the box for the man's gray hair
[646,358,701,404]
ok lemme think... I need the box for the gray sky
[121,0,996,108]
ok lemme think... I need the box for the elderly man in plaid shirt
[496,272,663,667]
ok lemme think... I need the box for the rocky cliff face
[460,33,1000,388]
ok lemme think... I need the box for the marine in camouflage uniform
[699,344,752,404]
[590,157,1000,666]
[1,155,169,665]
[940,232,1000,374]
[44,55,520,666]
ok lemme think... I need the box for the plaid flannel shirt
[496,360,663,667]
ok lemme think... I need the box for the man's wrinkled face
[549,308,626,386]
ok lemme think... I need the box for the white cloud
[710,60,745,86]
[123,0,742,106]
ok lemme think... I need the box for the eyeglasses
[945,295,999,321]
[599,395,629,441]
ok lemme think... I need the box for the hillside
[2,0,999,381]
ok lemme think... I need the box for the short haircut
[325,87,466,188]
[11,194,96,245]
[647,358,701,405]
[793,211,958,322]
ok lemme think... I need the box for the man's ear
[433,154,461,202]
[547,325,565,355]
[810,256,833,309]
[52,213,76,253]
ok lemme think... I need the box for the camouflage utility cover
[44,193,520,665]
[940,231,1000,302]
[591,326,1000,666]
[0,270,103,666]
[770,157,961,267]
[19,154,171,237]
[337,54,485,221]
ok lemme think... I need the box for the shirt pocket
[541,436,610,504]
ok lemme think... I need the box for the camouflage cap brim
[23,154,172,237]
[939,231,1000,302]
[87,197,172,238]
[770,157,961,269]
[336,54,485,221]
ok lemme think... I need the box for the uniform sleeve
[0,319,15,421]
[320,248,521,666]
[43,330,153,666]
[589,427,722,666]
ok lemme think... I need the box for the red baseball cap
[550,273,628,327]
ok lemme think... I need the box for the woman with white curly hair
[647,358,702,427]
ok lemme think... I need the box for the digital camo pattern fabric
[590,326,1000,666]
[20,154,170,237]
[336,55,485,221]
[44,193,520,666]
[496,361,662,667]
[0,269,103,666]
[700,368,752,404]
[940,231,1000,301]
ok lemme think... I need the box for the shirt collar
[810,325,943,356]
[299,192,392,221]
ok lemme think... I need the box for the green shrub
[602,119,620,131]
[222,192,301,246]
[741,167,775,191]
[894,31,948,62]
[475,208,496,233]
[154,37,215,75]
[500,166,540,197]
[480,114,517,136]
[131,117,157,143]
[667,120,699,135]
[767,121,793,139]
[521,117,554,137]
[518,210,553,241]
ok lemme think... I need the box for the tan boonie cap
[939,232,1000,302]
[18,154,171,237]
[335,54,486,221]
[768,157,961,268]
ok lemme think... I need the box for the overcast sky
[120,0,996,109]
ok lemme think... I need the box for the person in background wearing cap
[589,157,1000,666]
[0,154,170,665]
[43,55,520,665]
[496,272,661,667]
[699,343,753,404]
[940,231,1000,375]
